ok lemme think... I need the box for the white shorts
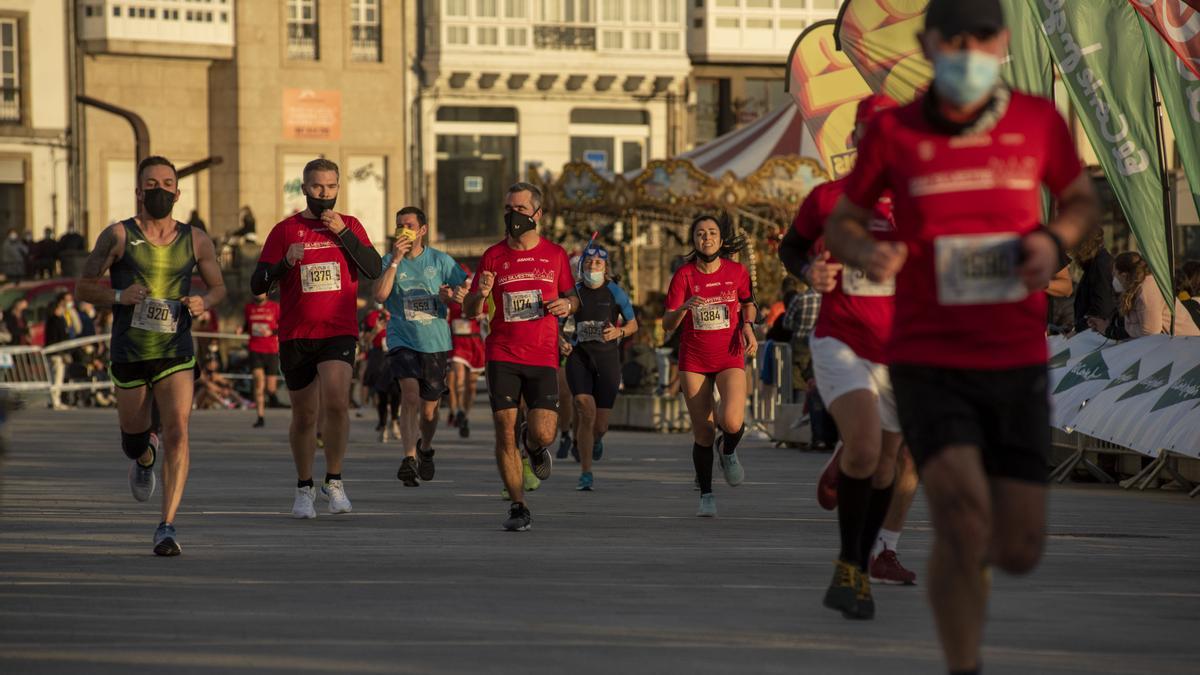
[810,335,900,433]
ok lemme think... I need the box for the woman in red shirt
[663,215,758,518]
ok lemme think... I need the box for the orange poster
[282,89,342,141]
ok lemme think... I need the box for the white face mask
[1112,277,1125,294]
[583,270,605,287]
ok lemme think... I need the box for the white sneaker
[291,485,317,519]
[325,479,352,514]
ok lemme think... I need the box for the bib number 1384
[692,304,730,331]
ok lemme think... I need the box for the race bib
[300,261,342,293]
[403,294,438,322]
[250,321,272,337]
[503,289,543,322]
[842,266,895,297]
[934,233,1027,306]
[692,303,731,331]
[451,319,474,336]
[576,320,606,343]
[132,298,181,334]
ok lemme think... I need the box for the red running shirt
[666,259,753,374]
[470,237,574,369]
[258,213,373,342]
[844,92,1083,369]
[792,178,897,364]
[446,301,481,337]
[244,300,281,354]
[363,309,387,349]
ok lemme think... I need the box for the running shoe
[823,560,870,620]
[324,479,352,514]
[592,437,604,461]
[128,434,158,502]
[417,442,436,481]
[503,501,532,531]
[556,435,570,459]
[459,415,470,438]
[869,549,917,586]
[528,445,553,480]
[854,566,876,620]
[557,431,572,460]
[253,416,265,428]
[397,456,420,487]
[817,442,842,511]
[716,440,744,487]
[152,522,181,557]
[291,485,317,519]
[696,493,717,517]
[577,471,593,491]
[522,458,541,492]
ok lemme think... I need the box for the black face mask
[696,249,721,263]
[306,194,337,219]
[142,188,176,219]
[504,210,537,239]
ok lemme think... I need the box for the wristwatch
[114,289,122,304]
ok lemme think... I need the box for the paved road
[1,406,1197,674]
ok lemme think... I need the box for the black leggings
[376,383,400,426]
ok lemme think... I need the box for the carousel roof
[678,104,806,180]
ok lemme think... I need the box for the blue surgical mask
[584,270,604,287]
[933,50,1001,107]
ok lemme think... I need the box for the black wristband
[1037,225,1065,260]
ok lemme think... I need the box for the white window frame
[286,0,319,60]
[350,0,381,62]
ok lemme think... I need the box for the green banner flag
[1137,14,1200,240]
[1030,0,1172,307]
[1001,0,1054,97]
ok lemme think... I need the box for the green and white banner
[1031,0,1172,306]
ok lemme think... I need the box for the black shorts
[487,361,559,412]
[279,336,358,391]
[109,356,197,390]
[247,351,280,375]
[565,348,621,409]
[388,348,450,402]
[891,363,1050,483]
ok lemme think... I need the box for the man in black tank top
[77,156,227,557]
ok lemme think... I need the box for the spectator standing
[31,228,60,278]
[1087,251,1200,338]
[4,298,30,345]
[2,228,27,282]
[1072,226,1115,334]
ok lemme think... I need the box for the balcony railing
[0,87,19,123]
[533,25,595,51]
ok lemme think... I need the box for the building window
[506,27,528,45]
[781,0,805,7]
[657,0,679,23]
[780,18,806,30]
[629,1,650,21]
[478,26,499,44]
[287,0,319,60]
[505,0,528,18]
[447,25,469,44]
[659,32,679,50]
[601,30,622,49]
[0,19,19,124]
[350,0,381,62]
[746,0,770,8]
[746,18,771,28]
[745,77,787,119]
[113,6,121,17]
[715,0,737,7]
[446,0,468,17]
[811,0,840,8]
[600,0,622,21]
[477,0,498,17]
[715,17,737,27]
[693,17,702,28]
[631,30,650,49]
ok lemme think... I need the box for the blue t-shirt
[381,247,469,353]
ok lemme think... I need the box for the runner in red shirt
[446,266,485,439]
[780,94,919,613]
[251,158,382,520]
[825,1,1099,670]
[663,215,757,518]
[463,182,578,531]
[241,294,281,429]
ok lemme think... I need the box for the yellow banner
[836,0,932,104]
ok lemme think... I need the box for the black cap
[925,0,1005,36]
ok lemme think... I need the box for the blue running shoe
[592,437,604,461]
[577,472,594,491]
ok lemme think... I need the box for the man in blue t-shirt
[373,206,469,486]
